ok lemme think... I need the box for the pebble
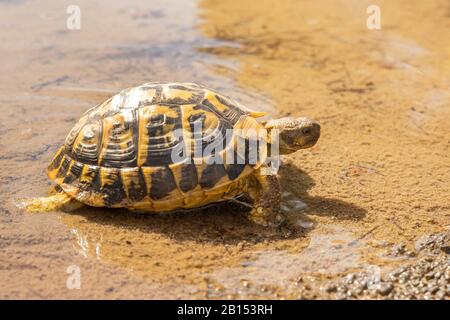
[324,284,337,293]
[241,280,250,288]
[345,274,355,284]
[287,231,449,300]
[377,283,393,295]
[324,237,448,299]
[435,290,446,300]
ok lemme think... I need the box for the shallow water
[1,0,449,299]
[0,0,275,299]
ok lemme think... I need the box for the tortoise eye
[301,128,311,135]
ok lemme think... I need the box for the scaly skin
[265,117,321,154]
[244,117,320,226]
[246,167,284,227]
[19,192,83,213]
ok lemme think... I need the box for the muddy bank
[200,0,450,243]
[197,0,450,298]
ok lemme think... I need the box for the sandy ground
[0,0,449,299]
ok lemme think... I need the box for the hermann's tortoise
[24,82,320,226]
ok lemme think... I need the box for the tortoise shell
[47,82,268,211]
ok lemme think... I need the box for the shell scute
[120,167,147,202]
[199,162,228,189]
[62,161,84,185]
[201,91,246,125]
[148,166,178,200]
[137,104,183,167]
[99,167,126,206]
[78,164,101,192]
[160,84,204,105]
[171,161,198,193]
[70,120,102,165]
[98,109,137,168]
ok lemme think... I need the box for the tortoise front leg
[246,168,284,227]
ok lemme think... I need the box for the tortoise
[23,82,320,226]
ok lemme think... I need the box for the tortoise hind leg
[245,167,284,227]
[18,189,84,213]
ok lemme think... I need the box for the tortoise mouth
[279,137,320,154]
[300,136,320,149]
[278,146,298,154]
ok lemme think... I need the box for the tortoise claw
[248,206,285,227]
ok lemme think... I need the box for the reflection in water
[70,228,101,260]
[207,225,366,297]
[60,202,304,285]
[281,191,312,228]
[59,164,370,296]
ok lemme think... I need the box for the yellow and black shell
[47,82,268,211]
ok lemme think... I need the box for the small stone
[353,287,363,295]
[423,292,433,300]
[295,276,303,283]
[301,284,311,291]
[345,274,355,284]
[377,283,393,295]
[336,293,347,300]
[241,280,250,288]
[406,251,416,257]
[324,284,337,293]
[337,285,346,293]
[435,290,446,300]
[391,268,404,277]
[391,244,406,256]
[400,271,410,280]
[427,285,438,294]
[425,272,434,280]
[240,261,252,268]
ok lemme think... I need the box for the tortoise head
[264,117,320,154]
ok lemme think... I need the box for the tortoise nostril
[302,128,311,135]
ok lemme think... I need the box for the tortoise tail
[16,190,84,213]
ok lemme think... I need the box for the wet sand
[0,0,449,299]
